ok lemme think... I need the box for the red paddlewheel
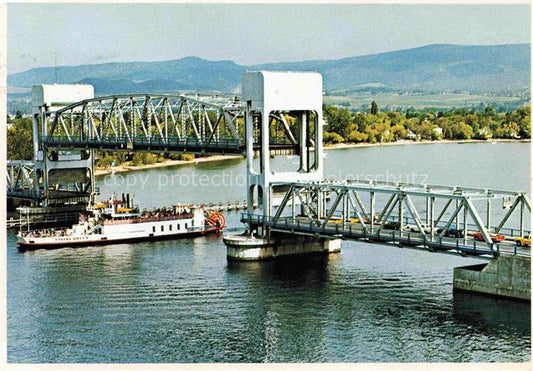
[207,212,226,228]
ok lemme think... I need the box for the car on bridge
[383,221,401,230]
[403,223,437,234]
[436,227,464,238]
[349,216,373,224]
[514,235,531,246]
[472,232,506,242]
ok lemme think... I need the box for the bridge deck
[243,214,531,259]
[40,135,298,155]
[7,189,94,203]
[41,135,243,154]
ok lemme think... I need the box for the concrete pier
[453,254,531,301]
[224,233,341,261]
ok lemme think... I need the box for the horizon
[8,3,531,74]
[9,41,532,75]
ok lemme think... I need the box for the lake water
[6,142,531,363]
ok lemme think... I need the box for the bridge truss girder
[39,93,303,155]
[6,161,39,199]
[41,94,245,154]
[253,179,531,256]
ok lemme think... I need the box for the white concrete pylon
[242,71,325,237]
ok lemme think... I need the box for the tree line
[323,102,531,144]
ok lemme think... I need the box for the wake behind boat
[16,194,226,250]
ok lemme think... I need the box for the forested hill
[8,57,245,94]
[8,43,530,95]
[253,44,530,93]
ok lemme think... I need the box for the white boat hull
[17,212,223,249]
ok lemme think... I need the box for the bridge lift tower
[224,71,341,259]
[243,71,324,226]
[6,84,98,227]
[31,84,96,208]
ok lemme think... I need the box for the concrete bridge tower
[224,71,341,259]
[31,84,96,207]
[243,71,325,231]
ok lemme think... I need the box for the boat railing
[103,213,194,225]
[19,227,71,238]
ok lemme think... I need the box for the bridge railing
[41,135,243,151]
[325,212,531,238]
[6,189,44,199]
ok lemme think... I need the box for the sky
[7,3,531,74]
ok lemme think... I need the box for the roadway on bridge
[244,214,531,259]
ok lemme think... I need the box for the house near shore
[406,130,419,140]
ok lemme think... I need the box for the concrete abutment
[453,254,530,301]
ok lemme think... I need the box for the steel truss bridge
[7,160,98,203]
[243,180,531,258]
[7,161,38,199]
[39,93,300,154]
[8,92,304,203]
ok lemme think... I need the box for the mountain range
[7,43,530,96]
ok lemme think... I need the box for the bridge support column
[224,234,340,261]
[453,255,530,301]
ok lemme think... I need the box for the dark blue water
[7,142,531,362]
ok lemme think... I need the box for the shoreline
[325,138,531,150]
[95,155,242,176]
[94,138,530,176]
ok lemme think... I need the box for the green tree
[323,131,344,144]
[323,105,352,136]
[452,122,474,140]
[353,113,368,132]
[515,106,531,138]
[370,101,379,115]
[346,130,368,143]
[390,124,407,140]
[7,117,33,160]
[413,120,433,140]
[132,153,144,166]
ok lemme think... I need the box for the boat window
[177,224,180,230]
[161,225,164,232]
[185,223,188,229]
[169,225,172,231]
[152,226,156,233]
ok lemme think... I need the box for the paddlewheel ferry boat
[16,194,226,250]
